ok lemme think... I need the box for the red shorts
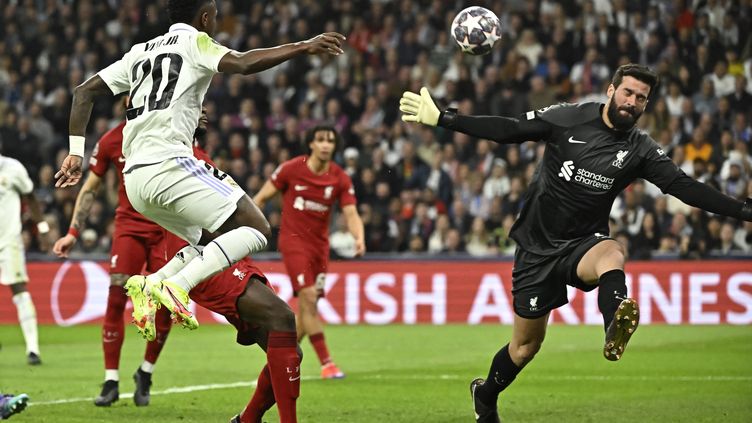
[280,245,328,297]
[190,258,268,346]
[109,223,166,275]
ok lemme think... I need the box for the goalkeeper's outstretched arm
[400,86,551,144]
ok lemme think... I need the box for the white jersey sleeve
[98,52,132,95]
[12,160,33,195]
[191,32,231,73]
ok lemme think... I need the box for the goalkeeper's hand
[399,87,440,126]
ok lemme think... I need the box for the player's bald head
[167,0,215,25]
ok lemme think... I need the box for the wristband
[68,227,80,239]
[438,108,459,129]
[741,198,752,222]
[69,135,85,157]
[37,221,50,234]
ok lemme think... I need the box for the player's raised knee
[249,218,272,240]
[232,198,272,239]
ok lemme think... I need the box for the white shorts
[124,156,246,245]
[0,236,28,285]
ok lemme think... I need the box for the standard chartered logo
[558,160,614,190]
[558,160,575,181]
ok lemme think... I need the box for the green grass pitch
[1,324,750,422]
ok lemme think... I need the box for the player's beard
[607,96,642,131]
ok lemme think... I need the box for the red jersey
[271,156,357,249]
[89,122,156,229]
[89,123,214,229]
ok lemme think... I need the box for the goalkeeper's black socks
[598,269,628,331]
[476,344,521,406]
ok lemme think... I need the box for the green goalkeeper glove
[399,87,440,126]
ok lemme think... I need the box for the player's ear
[607,83,615,98]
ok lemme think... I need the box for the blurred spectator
[692,79,718,115]
[707,59,735,97]
[330,214,357,259]
[684,127,713,165]
[466,217,492,257]
[726,76,752,111]
[427,214,451,253]
[714,221,743,255]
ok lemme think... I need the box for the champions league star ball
[450,6,501,56]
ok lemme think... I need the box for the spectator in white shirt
[708,60,736,97]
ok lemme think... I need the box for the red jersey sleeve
[88,138,111,177]
[338,170,357,207]
[270,160,291,191]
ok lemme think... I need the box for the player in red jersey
[253,125,365,379]
[156,229,301,423]
[52,108,210,407]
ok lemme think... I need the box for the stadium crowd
[1,0,751,259]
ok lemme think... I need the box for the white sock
[105,369,119,382]
[140,361,155,374]
[146,245,202,284]
[166,227,267,292]
[12,292,39,355]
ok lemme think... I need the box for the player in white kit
[54,0,346,339]
[0,153,49,364]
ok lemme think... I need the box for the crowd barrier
[1,260,750,325]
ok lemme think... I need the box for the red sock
[240,365,275,423]
[103,285,127,371]
[144,306,172,364]
[266,331,300,423]
[309,332,331,365]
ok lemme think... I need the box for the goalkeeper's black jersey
[509,102,683,256]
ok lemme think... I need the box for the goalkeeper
[400,63,752,423]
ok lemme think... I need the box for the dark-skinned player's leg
[577,240,638,361]
[235,277,301,423]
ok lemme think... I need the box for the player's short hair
[304,125,341,154]
[611,63,659,96]
[167,0,212,25]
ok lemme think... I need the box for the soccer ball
[450,6,501,56]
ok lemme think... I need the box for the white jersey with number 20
[98,23,230,172]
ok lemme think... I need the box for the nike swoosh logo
[289,376,301,382]
[294,185,308,191]
[568,136,586,144]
